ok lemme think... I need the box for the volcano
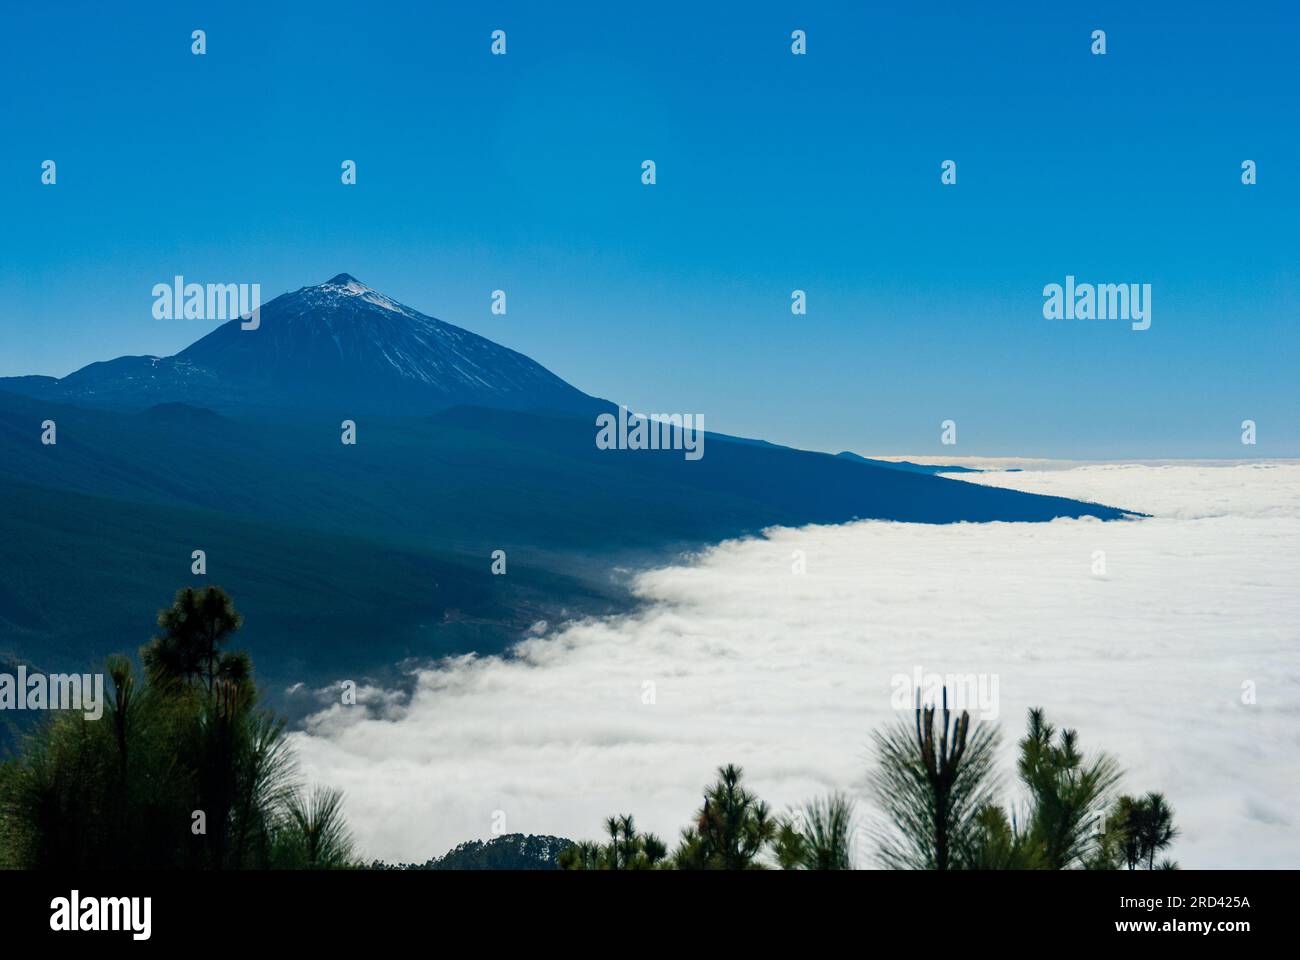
[0,274,597,415]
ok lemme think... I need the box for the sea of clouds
[293,462,1300,868]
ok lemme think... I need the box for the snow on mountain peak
[320,273,373,294]
[314,273,407,313]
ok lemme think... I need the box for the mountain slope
[0,273,1137,696]
[0,389,1132,697]
[0,390,1130,561]
[0,474,623,702]
[836,450,983,475]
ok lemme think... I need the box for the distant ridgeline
[370,834,574,870]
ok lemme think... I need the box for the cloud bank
[293,463,1300,867]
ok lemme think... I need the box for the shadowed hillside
[0,276,1135,706]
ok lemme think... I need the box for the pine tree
[1018,708,1121,870]
[673,764,776,869]
[774,793,856,869]
[0,588,356,870]
[1103,792,1179,870]
[868,688,1000,869]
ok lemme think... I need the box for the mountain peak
[0,274,598,417]
[307,273,410,316]
[319,273,376,295]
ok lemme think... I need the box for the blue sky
[1,0,1296,457]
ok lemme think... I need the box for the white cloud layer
[293,462,1300,868]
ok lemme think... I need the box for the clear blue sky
[1,0,1296,457]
